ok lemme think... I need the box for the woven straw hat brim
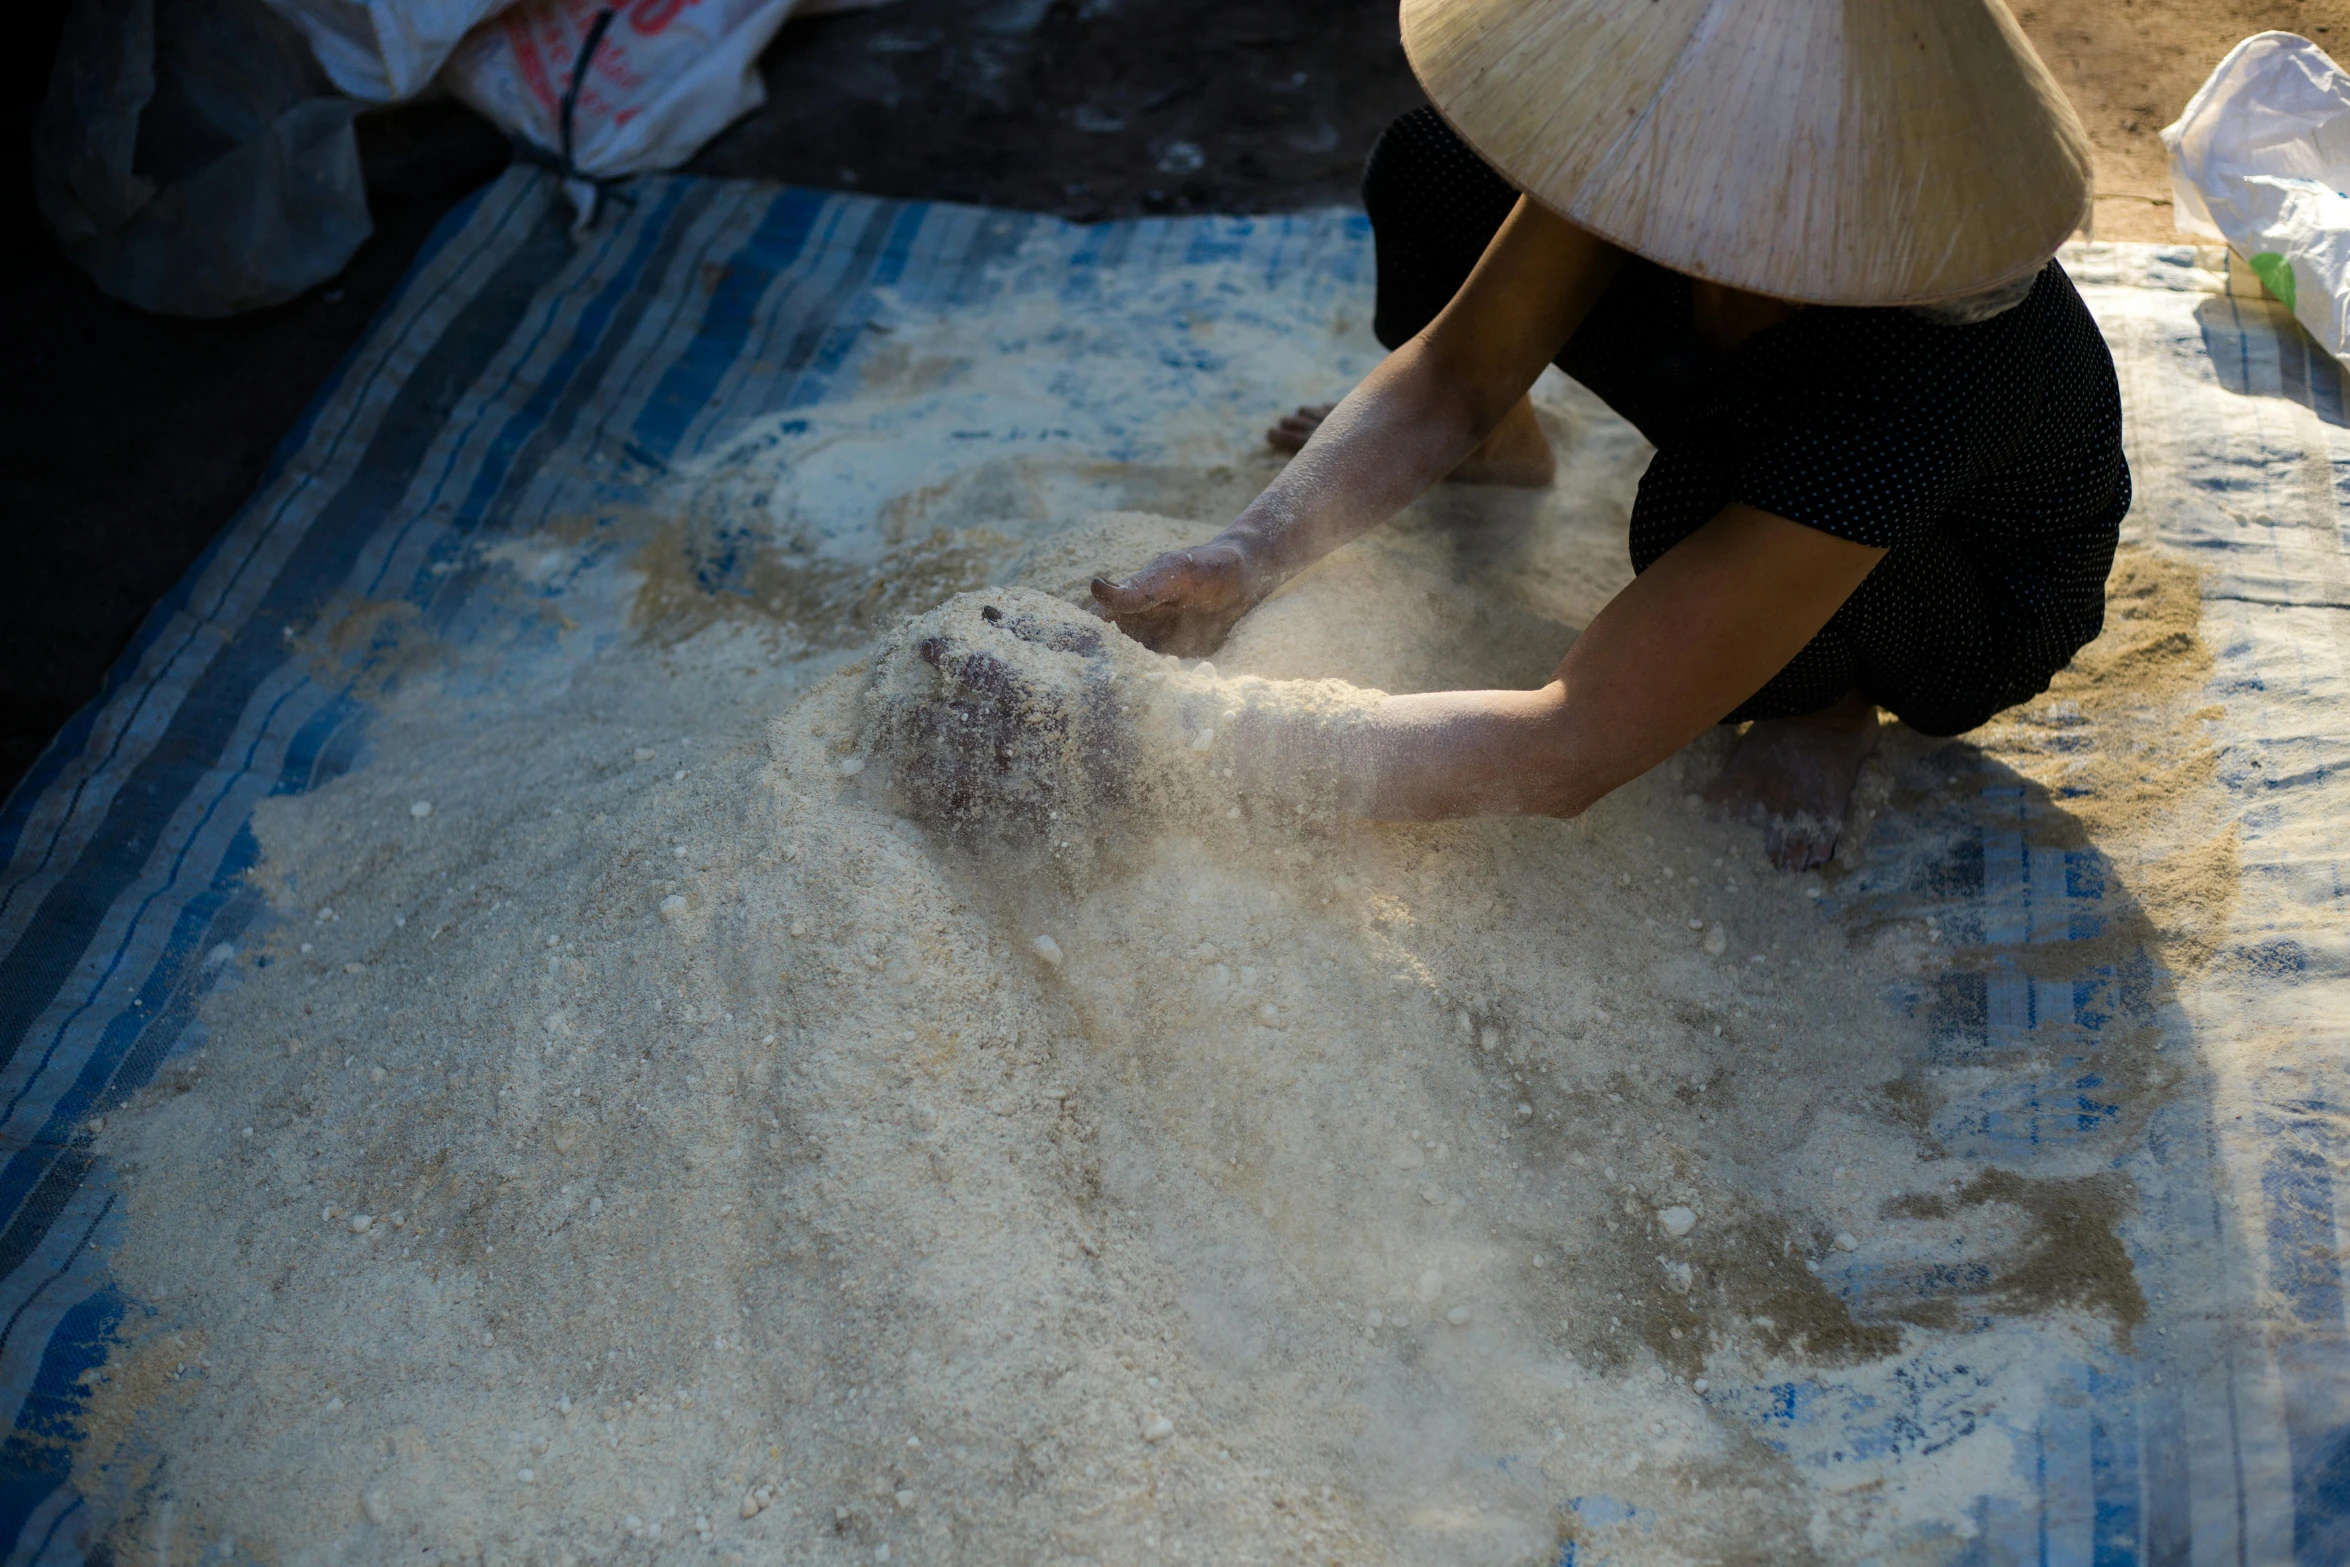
[1400,0,2094,307]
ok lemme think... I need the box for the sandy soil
[2018,0,2350,240]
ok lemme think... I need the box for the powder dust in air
[74,373,2136,1564]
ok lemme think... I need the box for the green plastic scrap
[2248,251,2299,314]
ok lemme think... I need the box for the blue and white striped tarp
[0,170,2344,1561]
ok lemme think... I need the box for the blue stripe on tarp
[629,188,833,464]
[1835,733,2198,1551]
[778,201,933,404]
[2273,302,2350,434]
[0,201,575,1086]
[1181,216,1250,267]
[2228,297,2350,1565]
[457,181,710,545]
[268,690,371,801]
[378,181,713,597]
[2138,1373,2192,1565]
[0,1285,123,1549]
[4,1490,86,1567]
[2087,1366,2142,1567]
[0,650,372,1503]
[0,178,524,884]
[0,747,279,1239]
[0,825,263,1249]
[0,187,580,1555]
[624,191,940,471]
[2260,1111,2350,1565]
[938,208,1035,311]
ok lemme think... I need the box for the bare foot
[1704,691,1881,871]
[1266,402,1337,454]
[1265,394,1555,487]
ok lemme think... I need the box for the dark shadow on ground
[694,0,1422,220]
[2196,292,2350,428]
[1833,722,2350,1560]
[2,72,510,795]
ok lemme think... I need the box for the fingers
[1092,561,1204,649]
[1088,544,1251,655]
[1090,577,1181,645]
[1092,594,1188,653]
[1126,548,1202,599]
[1089,574,1159,617]
[1093,549,1206,616]
[1087,576,1179,636]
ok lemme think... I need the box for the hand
[877,596,1130,843]
[1088,538,1261,657]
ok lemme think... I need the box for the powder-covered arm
[1233,504,1886,820]
[1090,195,1625,656]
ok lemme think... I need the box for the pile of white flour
[79,402,2118,1562]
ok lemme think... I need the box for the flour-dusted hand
[864,591,1148,857]
[1089,539,1262,657]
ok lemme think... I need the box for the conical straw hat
[1399,0,2093,306]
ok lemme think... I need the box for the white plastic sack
[2164,32,2350,365]
[34,0,372,316]
[440,0,803,185]
[257,0,517,102]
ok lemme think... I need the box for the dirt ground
[2017,0,2350,240]
[2,0,2339,798]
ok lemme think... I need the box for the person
[1086,0,2130,869]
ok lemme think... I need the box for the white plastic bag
[440,0,802,188]
[256,0,517,101]
[35,0,372,316]
[2163,32,2350,364]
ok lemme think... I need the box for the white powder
[80,481,2100,1560]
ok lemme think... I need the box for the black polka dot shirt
[1364,107,2132,734]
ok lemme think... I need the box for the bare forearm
[1224,342,1496,591]
[1092,203,1623,655]
[1215,200,1626,598]
[1230,508,1889,822]
[1234,684,1599,820]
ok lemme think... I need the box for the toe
[1764,823,1838,872]
[1265,404,1334,451]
